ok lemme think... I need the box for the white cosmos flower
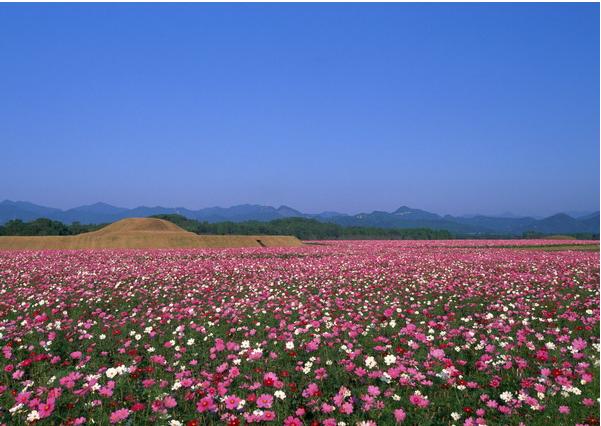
[365,356,377,369]
[106,368,118,378]
[384,354,396,365]
[27,411,40,422]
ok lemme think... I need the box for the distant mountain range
[0,200,598,236]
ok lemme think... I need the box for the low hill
[0,218,302,249]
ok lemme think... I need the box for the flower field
[0,241,598,425]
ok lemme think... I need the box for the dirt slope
[0,218,303,249]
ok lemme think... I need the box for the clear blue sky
[0,3,598,216]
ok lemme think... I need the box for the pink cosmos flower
[572,338,587,351]
[283,416,302,426]
[430,348,445,360]
[367,385,380,397]
[150,354,166,365]
[151,400,165,413]
[409,393,429,408]
[355,367,367,377]
[262,410,276,421]
[321,402,335,413]
[302,383,320,398]
[196,396,216,413]
[214,338,226,351]
[163,396,177,408]
[394,408,406,423]
[315,367,328,380]
[263,372,283,388]
[38,401,55,418]
[305,340,319,352]
[99,386,113,397]
[559,406,570,414]
[498,405,511,415]
[142,379,155,388]
[16,391,31,404]
[109,408,130,424]
[340,402,354,414]
[180,378,193,387]
[225,395,241,410]
[257,393,274,409]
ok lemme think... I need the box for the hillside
[0,218,302,249]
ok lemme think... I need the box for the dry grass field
[0,218,303,249]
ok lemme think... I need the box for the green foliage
[522,230,599,240]
[5,215,596,241]
[0,219,104,236]
[151,214,453,240]
[0,215,453,240]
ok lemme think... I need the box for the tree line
[0,215,453,240]
[151,214,454,240]
[0,218,104,236]
[1,216,597,240]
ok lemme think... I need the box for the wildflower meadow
[0,240,598,425]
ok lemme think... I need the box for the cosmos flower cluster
[0,240,598,425]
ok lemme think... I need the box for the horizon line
[1,198,599,220]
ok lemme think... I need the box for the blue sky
[0,3,598,216]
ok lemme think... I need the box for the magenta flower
[340,402,353,414]
[196,396,216,413]
[257,393,274,409]
[572,338,587,351]
[225,395,241,410]
[409,393,429,408]
[394,408,406,423]
[38,401,55,418]
[430,348,445,360]
[283,417,302,426]
[163,396,177,409]
[109,409,130,424]
[262,410,276,421]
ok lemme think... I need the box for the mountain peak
[277,205,303,215]
[90,202,117,208]
[391,206,441,220]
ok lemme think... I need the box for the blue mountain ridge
[0,200,598,236]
